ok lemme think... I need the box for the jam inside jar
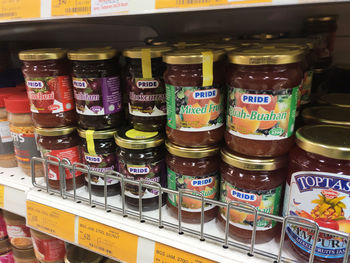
[225,47,304,157]
[19,48,76,128]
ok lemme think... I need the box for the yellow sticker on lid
[125,129,158,140]
[86,130,96,155]
[141,49,152,79]
[201,51,213,87]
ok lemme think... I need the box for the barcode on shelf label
[26,201,75,242]
[0,0,40,20]
[78,217,138,263]
[156,0,271,8]
[91,0,129,15]
[51,0,91,16]
[0,185,4,208]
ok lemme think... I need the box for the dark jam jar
[19,48,76,128]
[219,148,287,243]
[226,47,304,157]
[78,128,119,197]
[166,141,220,224]
[35,126,84,190]
[123,46,172,131]
[115,128,166,211]
[284,125,350,263]
[68,48,123,130]
[163,48,226,147]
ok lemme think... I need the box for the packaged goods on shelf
[3,211,32,249]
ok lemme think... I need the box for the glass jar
[19,48,76,128]
[226,47,304,157]
[283,125,350,263]
[219,147,287,243]
[0,239,13,262]
[12,247,38,263]
[115,128,166,211]
[64,245,103,263]
[166,141,220,223]
[318,93,350,108]
[302,106,350,127]
[78,128,119,197]
[5,94,43,176]
[123,46,172,131]
[163,48,226,147]
[35,126,84,190]
[68,48,123,130]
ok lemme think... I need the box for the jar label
[0,121,14,155]
[25,76,74,113]
[32,235,66,261]
[128,77,166,117]
[226,87,298,140]
[0,251,14,263]
[219,180,281,230]
[73,77,122,116]
[0,214,7,240]
[283,171,350,259]
[167,168,219,211]
[166,85,224,131]
[10,128,41,164]
[7,224,32,248]
[301,70,314,105]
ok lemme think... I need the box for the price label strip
[26,201,75,242]
[52,0,91,16]
[0,0,40,20]
[91,0,129,15]
[78,217,138,263]
[0,185,4,208]
[156,0,271,9]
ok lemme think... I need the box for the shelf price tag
[78,217,138,263]
[155,0,271,9]
[0,0,40,20]
[26,201,75,242]
[0,185,4,208]
[154,243,216,263]
[51,0,91,17]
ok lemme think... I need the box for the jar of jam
[166,141,220,223]
[3,211,32,249]
[12,247,38,263]
[19,48,76,128]
[318,93,350,108]
[65,245,103,263]
[78,128,119,197]
[68,48,123,130]
[226,47,304,157]
[283,125,350,262]
[123,46,172,131]
[219,148,287,243]
[302,106,350,127]
[0,239,13,263]
[35,126,84,190]
[163,48,226,147]
[115,128,166,211]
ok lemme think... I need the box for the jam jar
[283,125,350,263]
[219,148,287,243]
[12,247,37,263]
[318,93,350,108]
[123,46,172,131]
[166,141,220,223]
[226,47,304,157]
[65,245,103,263]
[115,128,166,211]
[68,48,123,130]
[302,106,350,127]
[35,126,84,190]
[19,48,76,128]
[3,211,32,249]
[163,48,226,147]
[78,128,119,197]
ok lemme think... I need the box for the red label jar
[19,48,76,128]
[3,211,32,249]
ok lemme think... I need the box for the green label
[301,70,314,105]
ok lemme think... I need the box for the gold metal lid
[123,46,173,59]
[261,42,308,53]
[273,38,317,50]
[165,141,219,159]
[248,33,281,40]
[115,128,164,149]
[67,48,117,61]
[163,48,225,64]
[35,126,77,136]
[78,128,117,139]
[305,15,337,23]
[318,93,350,108]
[172,42,201,49]
[19,48,67,61]
[302,106,350,126]
[221,148,287,171]
[296,125,350,160]
[204,43,240,52]
[65,245,103,263]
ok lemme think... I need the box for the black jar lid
[115,128,164,150]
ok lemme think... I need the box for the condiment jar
[219,148,287,243]
[68,48,123,130]
[318,93,350,108]
[78,128,119,197]
[19,48,76,128]
[166,141,220,223]
[163,48,226,147]
[0,238,13,262]
[226,47,304,157]
[4,94,43,176]
[0,210,7,240]
[123,46,172,131]
[115,128,166,211]
[302,106,350,127]
[35,126,84,190]
[64,245,103,263]
[12,247,37,263]
[284,125,350,263]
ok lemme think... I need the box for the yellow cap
[302,106,350,126]
[123,46,173,59]
[163,48,225,64]
[35,126,76,136]
[19,48,67,61]
[165,141,219,159]
[67,48,117,61]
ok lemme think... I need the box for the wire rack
[31,156,350,263]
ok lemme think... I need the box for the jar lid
[221,147,287,171]
[305,15,337,23]
[35,126,77,136]
[114,128,164,149]
[318,93,350,108]
[67,48,117,61]
[12,247,35,259]
[260,43,308,53]
[123,46,173,59]
[296,125,350,160]
[78,128,117,139]
[163,48,225,64]
[273,38,317,50]
[4,93,30,113]
[172,42,202,49]
[228,47,304,65]
[248,33,281,40]
[165,141,219,158]
[65,245,103,263]
[19,48,67,61]
[204,43,240,52]
[302,106,350,126]
[0,91,20,108]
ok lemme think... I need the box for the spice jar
[3,211,32,249]
[318,93,350,108]
[64,245,103,263]
[302,106,350,127]
[166,141,220,223]
[115,128,166,211]
[0,239,13,262]
[4,94,43,176]
[12,247,37,263]
[226,47,304,157]
[68,48,123,130]
[283,125,350,263]
[35,126,84,190]
[78,128,119,197]
[19,48,76,128]
[163,48,226,147]
[123,46,172,131]
[0,211,7,240]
